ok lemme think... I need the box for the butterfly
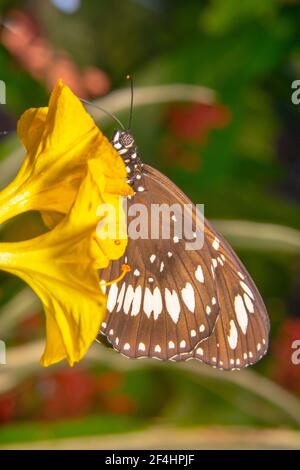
[97,128,269,371]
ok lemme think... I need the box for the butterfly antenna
[126,74,134,130]
[80,98,125,130]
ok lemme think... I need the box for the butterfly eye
[119,132,135,148]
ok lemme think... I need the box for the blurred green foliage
[1,0,300,448]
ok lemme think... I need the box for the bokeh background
[1,0,300,450]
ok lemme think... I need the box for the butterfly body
[99,131,269,370]
[111,130,143,192]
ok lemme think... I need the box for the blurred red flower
[162,102,231,171]
[39,369,96,419]
[96,370,124,393]
[167,102,231,144]
[0,366,133,424]
[35,368,127,420]
[101,394,135,415]
[0,392,17,424]
[272,318,300,393]
[38,369,97,420]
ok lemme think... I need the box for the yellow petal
[17,107,47,156]
[0,159,126,366]
[0,80,133,226]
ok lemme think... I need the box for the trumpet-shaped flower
[0,80,133,366]
[0,160,127,366]
[0,79,132,226]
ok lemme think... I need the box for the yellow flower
[0,80,133,366]
[0,79,132,226]
[0,160,127,366]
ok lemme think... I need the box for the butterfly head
[112,130,135,153]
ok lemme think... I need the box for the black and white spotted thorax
[111,129,144,192]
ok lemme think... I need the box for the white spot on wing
[243,293,254,313]
[150,254,156,263]
[168,341,175,349]
[143,287,162,320]
[123,285,134,314]
[227,320,238,350]
[143,287,153,318]
[153,287,163,320]
[138,342,145,351]
[165,288,180,323]
[181,282,195,313]
[134,269,140,276]
[180,340,186,349]
[107,284,118,312]
[240,281,254,300]
[212,237,220,250]
[124,343,130,351]
[195,265,204,283]
[234,294,248,334]
[116,283,126,311]
[131,285,142,316]
[211,264,215,279]
[154,345,161,353]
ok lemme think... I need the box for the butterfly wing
[99,164,269,369]
[172,218,269,369]
[99,164,221,360]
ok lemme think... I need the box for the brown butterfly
[97,128,269,371]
